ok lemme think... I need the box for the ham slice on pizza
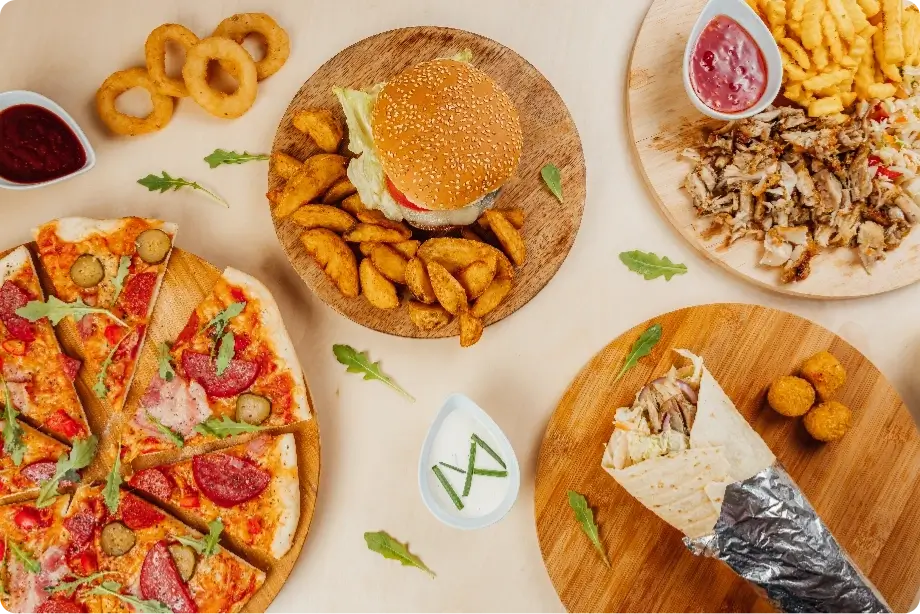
[122,267,310,459]
[31,218,177,413]
[129,433,300,559]
[0,246,88,441]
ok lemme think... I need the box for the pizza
[0,419,73,498]
[1,484,265,613]
[32,218,177,413]
[0,246,89,441]
[122,267,309,459]
[129,433,300,559]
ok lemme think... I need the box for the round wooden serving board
[269,26,586,337]
[15,245,321,614]
[535,303,920,613]
[628,0,920,299]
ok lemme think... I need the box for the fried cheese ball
[768,375,816,417]
[804,401,852,442]
[800,351,847,400]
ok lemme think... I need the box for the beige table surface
[1,0,919,611]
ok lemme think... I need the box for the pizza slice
[122,267,310,459]
[55,484,264,613]
[0,246,89,441]
[0,419,72,499]
[31,218,177,413]
[129,433,300,559]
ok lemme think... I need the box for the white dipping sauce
[426,408,508,518]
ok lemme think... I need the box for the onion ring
[213,13,290,80]
[182,37,258,119]
[95,68,175,136]
[145,23,200,97]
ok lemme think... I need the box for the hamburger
[334,53,523,229]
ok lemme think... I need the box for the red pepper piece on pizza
[31,218,177,413]
[122,267,310,459]
[130,433,300,559]
[58,484,264,613]
[0,246,89,441]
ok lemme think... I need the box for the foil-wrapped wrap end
[685,464,891,613]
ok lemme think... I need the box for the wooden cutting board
[5,245,321,614]
[269,26,586,337]
[628,0,920,298]
[535,303,920,612]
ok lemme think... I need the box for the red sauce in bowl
[0,104,86,184]
[690,15,767,114]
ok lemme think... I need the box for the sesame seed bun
[372,59,523,212]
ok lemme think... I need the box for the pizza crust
[32,217,178,243]
[0,245,31,284]
[270,433,301,558]
[222,267,311,422]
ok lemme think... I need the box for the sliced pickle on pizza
[122,267,310,459]
[31,218,177,413]
[129,433,300,559]
[57,484,264,613]
[0,246,89,441]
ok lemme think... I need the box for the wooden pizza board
[628,0,920,299]
[534,303,920,612]
[2,245,320,614]
[269,26,586,337]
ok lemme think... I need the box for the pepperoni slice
[129,468,174,500]
[45,410,85,439]
[120,272,157,318]
[59,353,81,381]
[192,453,270,507]
[120,492,164,530]
[181,351,259,398]
[37,596,87,613]
[64,512,96,554]
[21,461,57,485]
[140,541,198,613]
[0,281,36,342]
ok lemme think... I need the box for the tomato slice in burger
[386,177,428,211]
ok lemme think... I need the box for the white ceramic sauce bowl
[683,0,784,121]
[418,394,520,530]
[0,90,96,190]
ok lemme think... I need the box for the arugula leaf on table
[138,171,228,207]
[619,251,688,281]
[540,163,563,203]
[145,412,184,448]
[567,490,609,567]
[204,149,269,168]
[1,379,25,466]
[364,531,435,577]
[36,436,97,508]
[111,256,132,301]
[333,344,414,401]
[614,323,663,383]
[157,342,176,382]
[176,518,224,557]
[16,296,126,328]
[89,581,171,613]
[194,416,264,439]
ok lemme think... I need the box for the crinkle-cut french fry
[802,0,826,49]
[781,49,810,80]
[808,95,844,116]
[822,13,846,63]
[804,67,851,90]
[856,0,880,18]
[868,82,897,98]
[873,26,903,82]
[781,37,813,69]
[826,0,855,43]
[882,0,905,64]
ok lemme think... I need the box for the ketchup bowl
[0,90,95,191]
[683,0,783,121]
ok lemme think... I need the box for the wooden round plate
[535,303,920,612]
[628,0,920,299]
[269,26,586,337]
[24,246,320,614]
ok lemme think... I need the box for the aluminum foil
[684,464,891,613]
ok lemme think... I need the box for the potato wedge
[482,210,526,266]
[340,194,369,216]
[391,240,420,259]
[479,208,524,230]
[323,178,357,203]
[266,188,283,207]
[408,301,451,331]
[359,259,399,309]
[343,223,411,243]
[459,312,484,347]
[369,244,408,284]
[277,154,347,218]
[495,251,514,281]
[471,278,512,318]
[290,205,356,233]
[426,261,468,315]
[406,258,436,304]
[271,152,302,181]
[417,238,500,274]
[355,209,414,235]
[457,260,497,300]
[292,109,344,153]
[300,229,359,298]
